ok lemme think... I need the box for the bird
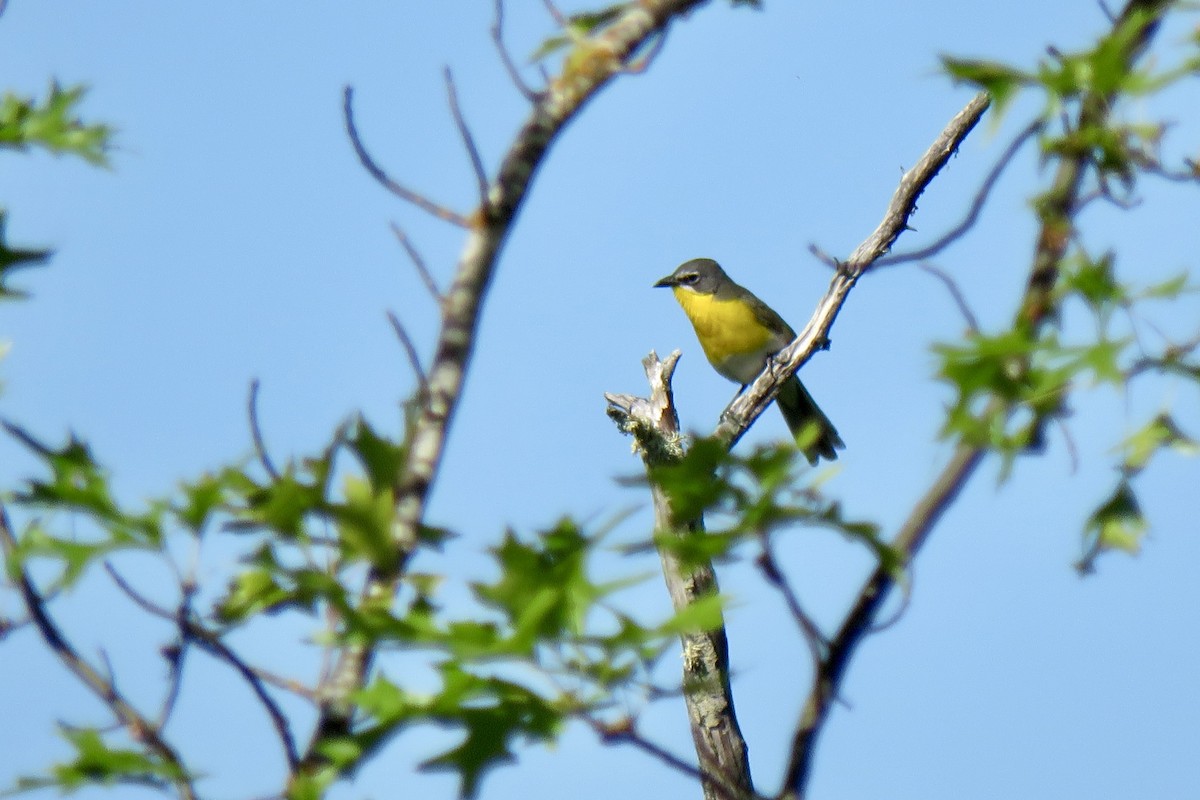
[654,257,843,464]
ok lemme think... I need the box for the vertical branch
[606,351,755,800]
[607,92,988,798]
[1019,0,1169,330]
[298,0,715,781]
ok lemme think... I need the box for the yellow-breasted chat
[654,257,844,464]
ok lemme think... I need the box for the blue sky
[2,2,1199,799]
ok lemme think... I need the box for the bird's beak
[653,275,676,288]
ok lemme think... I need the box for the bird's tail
[777,376,844,465]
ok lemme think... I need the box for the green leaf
[347,416,407,493]
[1079,480,1147,573]
[9,523,126,588]
[329,475,398,571]
[1068,338,1127,386]
[418,665,562,799]
[213,546,346,623]
[656,592,727,635]
[4,424,163,584]
[234,467,325,539]
[214,566,295,622]
[173,467,251,535]
[647,436,733,522]
[24,726,188,791]
[0,210,51,300]
[1060,251,1125,312]
[940,56,1032,114]
[1137,271,1191,300]
[473,519,598,648]
[529,33,572,63]
[0,82,112,165]
[1121,414,1199,472]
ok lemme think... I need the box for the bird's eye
[681,273,699,285]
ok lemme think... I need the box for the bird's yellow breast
[672,287,774,376]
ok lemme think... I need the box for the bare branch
[780,5,1173,797]
[876,119,1042,268]
[0,507,198,800]
[625,30,668,74]
[586,716,772,800]
[156,575,197,732]
[1056,417,1081,475]
[607,351,755,800]
[443,67,491,207]
[306,1,716,778]
[717,92,992,448]
[754,543,825,664]
[541,0,568,27]
[780,444,986,796]
[104,562,304,769]
[342,86,471,228]
[386,310,430,399]
[248,378,281,481]
[806,243,840,270]
[155,638,186,731]
[865,574,912,635]
[918,262,980,333]
[388,221,443,304]
[492,0,543,101]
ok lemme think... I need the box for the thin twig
[866,571,913,634]
[443,67,491,208]
[342,86,471,228]
[625,30,668,74]
[876,119,1042,268]
[492,0,542,101]
[1056,417,1081,474]
[586,717,771,800]
[103,562,304,768]
[388,221,443,304]
[541,0,568,26]
[386,311,430,399]
[0,614,29,640]
[755,543,825,665]
[806,243,840,270]
[918,263,980,333]
[155,577,199,729]
[248,379,280,480]
[0,507,198,800]
[156,638,186,730]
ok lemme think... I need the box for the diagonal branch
[606,84,992,800]
[389,221,443,304]
[609,92,992,800]
[716,92,992,448]
[492,0,543,101]
[102,562,304,769]
[300,0,718,783]
[779,3,1171,797]
[0,506,198,799]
